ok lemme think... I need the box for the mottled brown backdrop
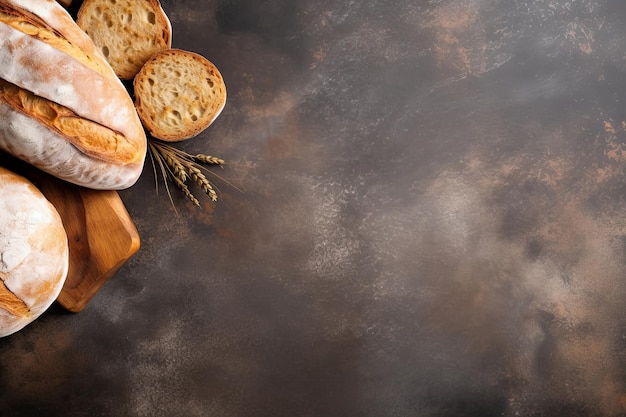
[2,0,626,416]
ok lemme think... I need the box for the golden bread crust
[134,49,227,142]
[0,0,147,189]
[0,166,69,337]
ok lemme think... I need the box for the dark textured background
[2,0,626,416]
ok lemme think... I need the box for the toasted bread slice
[77,0,172,80]
[134,49,226,142]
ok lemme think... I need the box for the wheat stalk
[188,165,218,202]
[163,151,188,182]
[148,141,178,213]
[194,154,225,165]
[148,139,225,208]
[172,175,200,206]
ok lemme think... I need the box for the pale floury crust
[0,166,69,338]
[0,0,147,190]
[0,101,144,190]
[11,0,118,73]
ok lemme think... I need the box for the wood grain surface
[38,180,140,313]
[0,154,140,312]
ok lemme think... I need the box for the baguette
[0,166,69,337]
[77,0,172,80]
[0,0,147,190]
[134,49,226,142]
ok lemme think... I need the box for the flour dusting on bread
[0,0,147,190]
[0,166,68,337]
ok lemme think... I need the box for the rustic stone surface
[2,0,626,416]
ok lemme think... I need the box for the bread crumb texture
[134,49,227,142]
[0,273,30,318]
[77,0,172,79]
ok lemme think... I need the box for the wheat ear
[148,139,225,206]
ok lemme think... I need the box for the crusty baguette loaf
[0,166,69,337]
[0,0,147,190]
[77,0,172,80]
[134,49,226,142]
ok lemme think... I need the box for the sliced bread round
[77,0,172,80]
[133,49,227,142]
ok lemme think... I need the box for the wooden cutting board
[1,155,140,313]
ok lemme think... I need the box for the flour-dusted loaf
[0,0,147,190]
[77,0,172,80]
[0,166,69,337]
[134,48,227,142]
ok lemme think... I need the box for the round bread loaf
[133,49,227,142]
[0,166,69,337]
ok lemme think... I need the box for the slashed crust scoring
[0,0,147,190]
[0,166,69,338]
[0,100,143,188]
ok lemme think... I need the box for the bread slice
[134,49,226,142]
[77,0,172,80]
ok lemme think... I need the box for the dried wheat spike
[188,166,218,202]
[163,152,188,182]
[173,175,200,206]
[195,154,225,165]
